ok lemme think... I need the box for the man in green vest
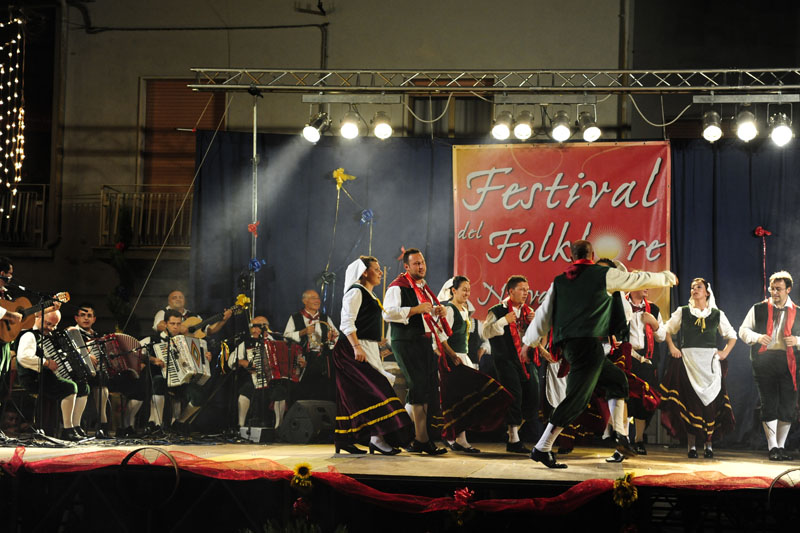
[522,240,677,468]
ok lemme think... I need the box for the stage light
[513,110,534,140]
[550,110,571,142]
[702,111,722,142]
[340,111,361,139]
[301,112,330,143]
[736,110,757,142]
[769,112,792,147]
[578,111,601,142]
[491,111,513,140]
[371,111,393,140]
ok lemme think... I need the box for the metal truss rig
[189,68,800,95]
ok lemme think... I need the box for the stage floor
[2,440,796,486]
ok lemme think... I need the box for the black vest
[466,318,482,365]
[348,285,382,341]
[389,285,426,341]
[445,302,468,354]
[679,306,720,349]
[749,302,800,360]
[487,303,518,361]
[291,311,331,353]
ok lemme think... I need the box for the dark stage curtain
[192,133,800,448]
[670,138,800,447]
[190,132,454,333]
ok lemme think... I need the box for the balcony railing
[0,185,47,248]
[99,185,193,248]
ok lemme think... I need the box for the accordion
[42,329,96,383]
[86,333,145,379]
[248,339,304,389]
[153,335,210,387]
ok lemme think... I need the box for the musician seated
[15,310,90,442]
[152,290,231,336]
[284,290,338,403]
[142,309,212,436]
[232,316,291,429]
[0,256,23,443]
[70,303,146,439]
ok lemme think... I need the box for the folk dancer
[738,271,798,461]
[522,240,677,468]
[484,275,539,454]
[660,278,737,459]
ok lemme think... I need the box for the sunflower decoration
[291,463,314,494]
[612,472,638,509]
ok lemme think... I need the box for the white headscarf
[344,258,367,290]
[437,277,455,302]
[688,281,717,310]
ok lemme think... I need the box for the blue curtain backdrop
[190,132,454,331]
[192,133,800,448]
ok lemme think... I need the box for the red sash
[759,300,798,390]
[565,258,595,280]
[507,300,535,378]
[394,273,453,370]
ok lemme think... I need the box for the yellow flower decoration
[612,472,638,509]
[290,462,314,494]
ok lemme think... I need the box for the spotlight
[736,110,757,142]
[340,111,361,139]
[372,111,393,140]
[578,111,601,142]
[769,112,792,147]
[491,111,513,140]
[513,110,534,140]
[702,111,722,143]
[550,110,571,142]
[301,112,330,143]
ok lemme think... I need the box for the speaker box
[278,400,336,444]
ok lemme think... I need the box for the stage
[1,438,799,532]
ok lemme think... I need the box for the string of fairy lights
[0,16,25,219]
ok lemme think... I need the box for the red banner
[453,142,671,318]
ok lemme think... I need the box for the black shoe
[335,443,367,454]
[531,448,568,469]
[688,448,698,459]
[615,435,637,459]
[704,448,714,459]
[95,424,112,439]
[506,441,531,454]
[60,427,82,442]
[634,441,647,455]
[450,442,481,454]
[605,451,624,463]
[779,448,794,461]
[116,426,134,439]
[769,447,782,461]
[368,442,401,455]
[75,426,88,438]
[143,422,163,437]
[408,439,448,455]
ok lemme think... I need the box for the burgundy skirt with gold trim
[332,338,413,445]
[439,360,514,441]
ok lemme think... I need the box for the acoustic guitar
[0,292,71,343]
[181,294,250,339]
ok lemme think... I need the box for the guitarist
[284,290,338,403]
[0,257,21,442]
[153,290,231,337]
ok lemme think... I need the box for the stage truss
[189,68,800,96]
